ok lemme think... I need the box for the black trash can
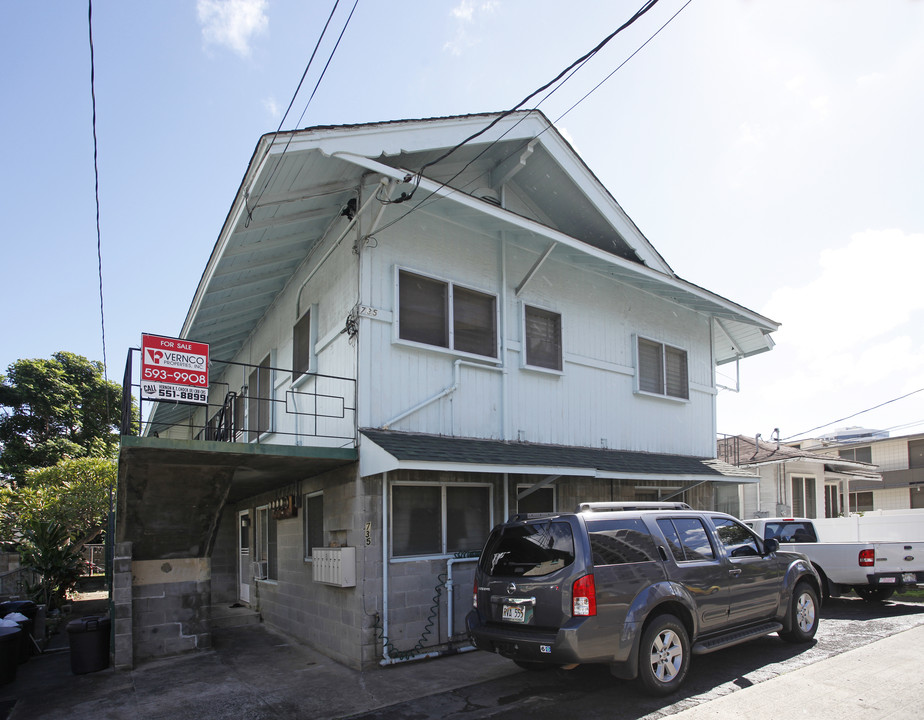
[8,617,33,663]
[66,616,110,675]
[0,601,36,620]
[0,627,21,684]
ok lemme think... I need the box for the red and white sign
[140,334,209,405]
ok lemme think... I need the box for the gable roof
[717,435,881,481]
[181,110,777,365]
[362,429,758,483]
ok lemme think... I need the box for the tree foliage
[0,457,114,547]
[0,352,125,484]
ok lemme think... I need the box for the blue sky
[3,0,923,441]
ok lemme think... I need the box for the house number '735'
[358,306,377,318]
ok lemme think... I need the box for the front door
[239,510,251,603]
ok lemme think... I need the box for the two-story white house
[115,111,778,670]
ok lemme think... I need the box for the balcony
[117,348,358,561]
[121,347,356,446]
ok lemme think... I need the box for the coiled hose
[372,551,480,660]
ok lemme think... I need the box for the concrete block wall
[232,464,370,669]
[131,557,211,663]
[113,541,133,670]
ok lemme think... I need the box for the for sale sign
[141,334,209,406]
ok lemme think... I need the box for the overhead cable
[88,0,110,403]
[245,0,359,226]
[782,388,924,441]
[386,0,662,206]
[370,0,680,236]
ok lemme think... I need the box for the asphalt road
[344,597,924,720]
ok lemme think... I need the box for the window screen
[304,493,324,560]
[293,310,312,381]
[399,271,448,348]
[525,306,562,371]
[392,485,442,556]
[446,486,492,553]
[248,355,272,441]
[453,286,496,357]
[638,338,664,394]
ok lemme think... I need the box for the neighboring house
[716,434,881,519]
[795,431,924,511]
[115,111,778,670]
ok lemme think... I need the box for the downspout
[296,176,389,319]
[500,229,509,441]
[445,555,478,642]
[380,360,503,430]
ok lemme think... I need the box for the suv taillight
[859,549,875,567]
[473,578,478,609]
[572,574,596,617]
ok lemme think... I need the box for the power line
[553,0,693,125]
[386,0,662,207]
[782,388,924,441]
[368,0,674,237]
[245,0,358,226]
[88,0,110,404]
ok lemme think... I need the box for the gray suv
[465,502,821,695]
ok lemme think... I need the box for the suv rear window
[479,520,575,577]
[586,518,658,565]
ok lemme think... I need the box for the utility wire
[88,0,110,404]
[782,388,924,441]
[245,0,356,226]
[369,0,679,237]
[553,0,693,125]
[387,0,662,206]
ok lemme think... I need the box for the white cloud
[719,229,924,436]
[198,0,268,57]
[765,229,924,356]
[444,1,498,56]
[263,96,280,121]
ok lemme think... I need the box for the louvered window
[637,337,688,400]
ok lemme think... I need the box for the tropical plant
[18,521,87,610]
[0,352,130,485]
[0,457,114,549]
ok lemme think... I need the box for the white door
[239,510,251,603]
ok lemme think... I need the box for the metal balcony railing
[121,348,356,444]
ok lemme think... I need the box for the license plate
[879,577,897,584]
[502,605,526,622]
[902,573,917,583]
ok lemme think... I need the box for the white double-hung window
[397,269,498,359]
[390,483,492,558]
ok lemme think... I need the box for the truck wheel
[855,586,894,602]
[780,582,818,643]
[637,614,690,696]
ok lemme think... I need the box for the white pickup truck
[745,517,924,602]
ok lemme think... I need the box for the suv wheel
[637,614,689,696]
[779,581,819,642]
